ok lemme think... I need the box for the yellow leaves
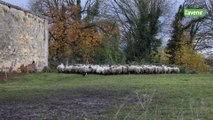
[175,32,208,72]
[151,47,169,64]
[164,49,172,59]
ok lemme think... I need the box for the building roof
[0,0,46,19]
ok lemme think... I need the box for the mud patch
[0,88,139,120]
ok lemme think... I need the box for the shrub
[174,32,209,72]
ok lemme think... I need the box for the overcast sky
[2,0,185,10]
[1,0,29,9]
[1,0,184,43]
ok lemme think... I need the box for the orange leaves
[66,4,81,21]
[31,0,106,62]
[46,1,108,63]
[50,21,65,39]
[67,5,81,12]
[49,41,59,58]
[49,13,102,62]
[73,23,102,62]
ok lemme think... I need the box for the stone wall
[0,1,48,72]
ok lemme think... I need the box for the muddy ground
[0,89,140,120]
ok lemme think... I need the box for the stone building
[0,0,48,72]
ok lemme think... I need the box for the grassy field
[0,73,213,120]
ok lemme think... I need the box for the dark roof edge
[0,0,46,20]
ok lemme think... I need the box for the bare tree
[184,0,213,51]
[109,0,173,62]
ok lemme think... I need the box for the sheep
[80,65,91,76]
[115,66,123,74]
[90,65,98,74]
[158,66,164,74]
[69,65,76,73]
[121,65,128,74]
[96,65,104,74]
[57,64,180,75]
[128,65,136,74]
[135,66,141,74]
[102,66,111,75]
[143,65,149,74]
[173,67,180,73]
[57,63,65,73]
[110,66,117,75]
[162,65,168,74]
[167,67,173,74]
[64,65,71,73]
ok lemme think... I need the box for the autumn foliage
[44,2,104,63]
[29,0,210,72]
[173,32,208,72]
[49,20,102,62]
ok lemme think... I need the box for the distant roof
[0,0,46,19]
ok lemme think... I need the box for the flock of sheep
[57,64,180,75]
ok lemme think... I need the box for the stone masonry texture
[0,1,48,72]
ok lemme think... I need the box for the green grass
[0,73,213,119]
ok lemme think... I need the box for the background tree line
[29,0,213,72]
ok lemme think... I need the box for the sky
[1,0,184,45]
[2,0,211,53]
[1,0,30,9]
[1,0,185,10]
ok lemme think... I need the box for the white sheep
[57,63,65,73]
[57,64,180,75]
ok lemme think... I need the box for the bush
[174,32,209,72]
[178,66,198,74]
